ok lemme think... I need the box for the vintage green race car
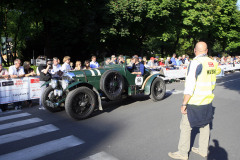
[42,62,166,120]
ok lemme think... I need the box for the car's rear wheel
[150,78,166,102]
[65,87,97,120]
[41,86,63,112]
[100,70,125,100]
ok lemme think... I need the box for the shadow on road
[92,91,171,119]
[216,72,240,94]
[91,94,150,118]
[188,106,228,159]
[207,139,228,160]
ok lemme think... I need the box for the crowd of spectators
[141,54,190,70]
[0,54,240,112]
[213,55,240,65]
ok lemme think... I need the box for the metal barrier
[149,64,240,80]
[0,77,41,104]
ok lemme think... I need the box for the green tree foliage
[0,0,240,65]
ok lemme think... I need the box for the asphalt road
[0,72,240,160]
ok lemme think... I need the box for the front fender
[143,74,163,95]
[65,81,82,91]
[41,81,50,87]
[65,81,103,111]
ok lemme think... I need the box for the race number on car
[135,75,143,85]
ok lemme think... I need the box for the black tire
[100,70,125,100]
[65,87,97,120]
[41,86,63,112]
[150,78,166,102]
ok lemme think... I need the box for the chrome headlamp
[54,89,63,97]
[50,79,58,89]
[62,79,69,90]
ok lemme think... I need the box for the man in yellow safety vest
[168,41,220,160]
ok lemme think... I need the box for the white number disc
[135,76,143,85]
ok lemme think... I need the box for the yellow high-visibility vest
[187,57,218,105]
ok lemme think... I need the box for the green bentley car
[42,62,166,120]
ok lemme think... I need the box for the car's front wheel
[65,87,97,120]
[150,78,166,102]
[41,86,63,112]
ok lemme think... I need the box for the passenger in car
[128,57,144,75]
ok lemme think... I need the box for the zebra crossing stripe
[166,89,184,95]
[0,110,22,115]
[0,118,42,131]
[0,135,84,160]
[81,151,119,160]
[0,124,59,145]
[0,113,31,122]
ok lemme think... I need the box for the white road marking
[94,69,101,76]
[0,110,21,115]
[0,124,59,145]
[0,135,84,160]
[81,151,119,160]
[0,113,31,122]
[89,70,96,76]
[0,118,42,130]
[166,89,184,95]
[217,78,240,85]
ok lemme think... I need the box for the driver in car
[128,57,144,75]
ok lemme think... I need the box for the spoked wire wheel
[100,70,125,100]
[65,87,97,120]
[150,78,166,102]
[41,86,63,112]
[105,74,122,94]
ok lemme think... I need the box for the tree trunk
[174,31,180,53]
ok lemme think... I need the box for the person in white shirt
[110,55,116,64]
[90,56,99,68]
[9,59,25,78]
[50,57,62,77]
[147,57,157,69]
[61,56,71,72]
[0,64,9,112]
[184,56,190,66]
[8,59,25,110]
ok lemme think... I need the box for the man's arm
[41,65,50,74]
[132,71,141,74]
[18,74,25,78]
[181,60,201,114]
[181,94,191,114]
[10,75,18,78]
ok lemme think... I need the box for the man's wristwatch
[181,104,187,106]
